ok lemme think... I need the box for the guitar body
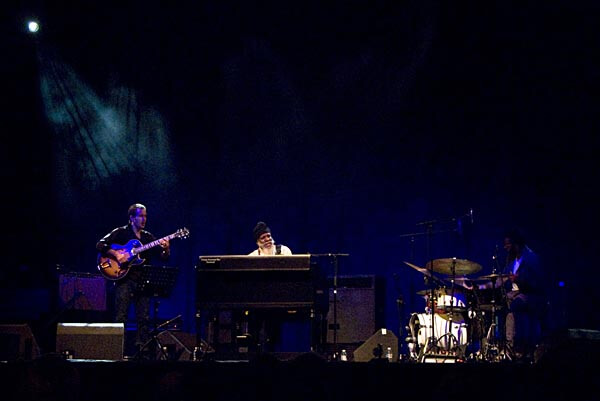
[97,239,146,281]
[96,227,189,281]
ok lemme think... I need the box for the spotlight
[27,20,40,33]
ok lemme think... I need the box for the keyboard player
[249,221,292,256]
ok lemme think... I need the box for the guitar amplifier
[326,275,385,344]
[58,272,107,311]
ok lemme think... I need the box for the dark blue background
[2,1,598,349]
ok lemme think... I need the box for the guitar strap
[276,244,281,255]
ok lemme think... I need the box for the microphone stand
[134,314,187,361]
[310,253,349,360]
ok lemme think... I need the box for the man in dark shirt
[96,203,170,354]
[502,228,547,362]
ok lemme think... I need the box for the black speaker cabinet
[56,323,124,360]
[352,328,398,362]
[0,324,40,361]
[326,275,385,344]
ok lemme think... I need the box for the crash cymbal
[425,258,482,275]
[403,261,447,286]
[404,261,433,277]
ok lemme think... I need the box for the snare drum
[424,288,467,316]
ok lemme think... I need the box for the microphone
[154,314,182,331]
[469,208,474,224]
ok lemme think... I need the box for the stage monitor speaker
[0,324,40,361]
[154,330,196,361]
[352,328,398,362]
[58,272,107,311]
[56,323,124,360]
[326,275,385,344]
[535,328,600,364]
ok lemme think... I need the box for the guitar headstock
[176,227,190,239]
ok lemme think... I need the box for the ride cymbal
[425,258,482,275]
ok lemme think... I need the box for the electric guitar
[97,227,189,281]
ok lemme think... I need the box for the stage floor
[2,352,598,401]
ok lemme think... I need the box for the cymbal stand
[483,248,504,362]
[496,247,511,360]
[422,222,439,359]
[482,278,500,361]
[442,258,460,353]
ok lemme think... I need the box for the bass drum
[407,312,468,357]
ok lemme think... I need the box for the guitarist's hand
[159,239,170,257]
[109,249,130,264]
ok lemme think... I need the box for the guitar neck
[133,233,178,255]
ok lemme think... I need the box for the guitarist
[96,203,170,356]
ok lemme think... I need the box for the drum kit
[404,258,512,362]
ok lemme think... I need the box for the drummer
[459,229,547,362]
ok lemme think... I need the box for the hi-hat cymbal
[425,258,482,275]
[472,273,512,282]
[478,304,506,311]
[416,287,467,296]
